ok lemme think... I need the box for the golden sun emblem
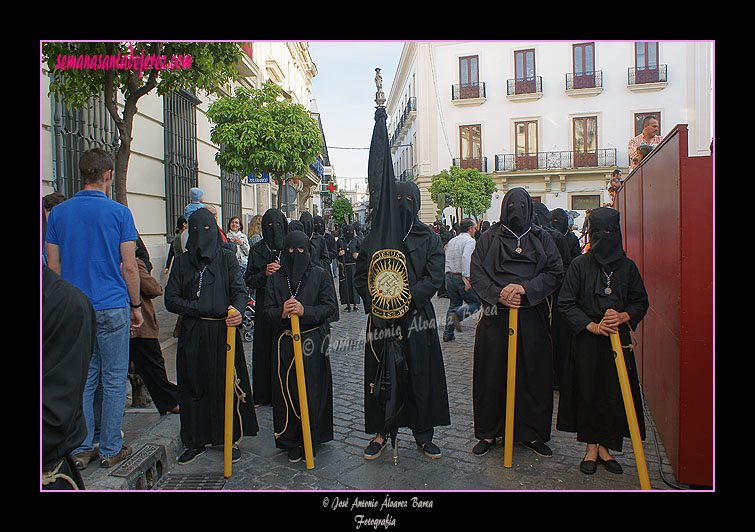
[368,249,411,319]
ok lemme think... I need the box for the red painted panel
[618,125,713,487]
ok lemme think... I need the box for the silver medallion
[604,287,612,295]
[515,247,522,254]
[196,290,201,297]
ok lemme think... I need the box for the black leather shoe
[580,458,597,475]
[363,437,387,460]
[472,438,498,456]
[598,456,623,474]
[522,440,553,458]
[417,441,442,459]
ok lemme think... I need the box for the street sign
[326,181,337,193]
[247,172,270,184]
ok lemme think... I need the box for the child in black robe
[263,230,338,463]
[556,207,649,475]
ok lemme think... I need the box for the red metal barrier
[617,124,713,487]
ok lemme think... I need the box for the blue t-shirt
[46,190,138,311]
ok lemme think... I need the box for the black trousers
[129,337,179,415]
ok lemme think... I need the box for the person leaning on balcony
[628,116,662,170]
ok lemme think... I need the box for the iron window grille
[50,74,119,198]
[164,88,200,242]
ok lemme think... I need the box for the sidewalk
[78,294,680,491]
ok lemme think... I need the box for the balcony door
[514,49,536,94]
[573,116,597,167]
[459,124,482,171]
[459,55,479,99]
[515,120,538,169]
[573,42,595,89]
[635,42,659,83]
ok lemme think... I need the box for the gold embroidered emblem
[367,249,411,320]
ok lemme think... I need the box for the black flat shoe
[416,441,441,459]
[472,438,498,456]
[598,456,623,474]
[363,437,388,460]
[580,458,597,475]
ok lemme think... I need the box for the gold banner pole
[609,331,651,490]
[290,314,315,470]
[224,308,238,478]
[503,307,518,468]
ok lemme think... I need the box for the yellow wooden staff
[290,313,315,470]
[224,308,238,478]
[609,331,651,490]
[503,308,518,468]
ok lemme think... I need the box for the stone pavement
[78,286,680,492]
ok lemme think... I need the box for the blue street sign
[247,172,270,184]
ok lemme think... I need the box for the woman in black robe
[263,230,338,463]
[470,187,564,458]
[338,224,360,311]
[165,208,258,464]
[245,208,288,406]
[355,181,451,459]
[556,207,649,475]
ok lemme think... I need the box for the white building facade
[41,42,323,301]
[386,41,713,228]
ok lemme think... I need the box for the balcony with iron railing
[451,82,486,102]
[628,65,668,89]
[390,96,417,148]
[565,70,603,94]
[452,157,488,172]
[495,148,617,171]
[506,76,542,98]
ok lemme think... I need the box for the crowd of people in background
[43,146,650,490]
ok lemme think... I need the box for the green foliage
[428,166,497,217]
[331,197,353,225]
[42,41,242,111]
[207,81,322,180]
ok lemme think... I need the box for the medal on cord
[196,265,208,297]
[600,267,613,295]
[501,224,532,254]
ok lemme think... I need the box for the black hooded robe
[338,226,360,306]
[165,209,258,449]
[263,231,338,451]
[42,265,95,490]
[556,207,649,451]
[245,209,288,405]
[355,182,451,439]
[470,188,564,445]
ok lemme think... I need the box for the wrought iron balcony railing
[495,148,617,171]
[390,96,416,147]
[452,157,488,172]
[628,65,667,85]
[565,70,603,90]
[507,76,542,96]
[452,82,486,100]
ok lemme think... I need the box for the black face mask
[313,215,326,235]
[261,208,288,251]
[395,181,421,234]
[500,187,532,234]
[300,211,315,238]
[550,209,569,235]
[588,207,624,267]
[280,230,311,289]
[186,208,219,269]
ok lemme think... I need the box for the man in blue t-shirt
[46,148,143,470]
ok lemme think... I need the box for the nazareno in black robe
[355,182,451,438]
[244,208,288,405]
[338,225,360,306]
[42,265,95,489]
[470,188,564,445]
[555,207,649,451]
[165,209,258,449]
[263,231,339,451]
